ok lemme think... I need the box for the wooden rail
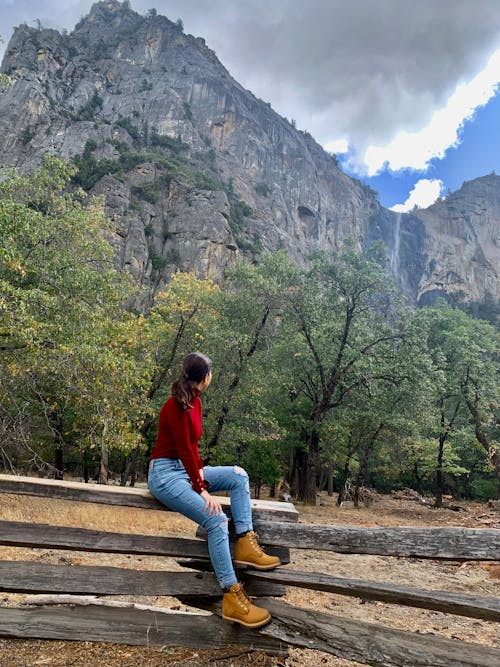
[0,561,285,598]
[262,599,500,667]
[2,595,500,666]
[1,473,499,666]
[245,569,500,622]
[0,520,289,563]
[254,520,500,560]
[0,598,286,655]
[2,559,497,623]
[0,474,299,522]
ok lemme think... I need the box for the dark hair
[171,352,212,411]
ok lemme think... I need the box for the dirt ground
[0,489,499,667]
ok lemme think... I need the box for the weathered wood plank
[245,569,500,622]
[0,602,286,654]
[3,596,499,666]
[254,521,500,560]
[0,520,289,563]
[259,599,500,667]
[0,474,298,522]
[0,560,285,598]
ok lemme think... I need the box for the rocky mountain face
[0,0,498,309]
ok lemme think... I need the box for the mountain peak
[0,3,497,309]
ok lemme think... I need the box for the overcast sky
[1,0,500,209]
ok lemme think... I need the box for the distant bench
[1,473,500,666]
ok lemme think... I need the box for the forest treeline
[1,158,499,504]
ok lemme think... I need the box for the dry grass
[0,490,193,535]
[0,488,499,667]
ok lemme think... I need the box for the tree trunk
[299,428,320,504]
[327,462,334,497]
[83,450,90,484]
[354,424,384,508]
[464,395,500,498]
[294,448,307,501]
[54,444,64,481]
[98,422,109,485]
[413,462,424,496]
[51,413,64,481]
[435,398,462,507]
[337,435,355,506]
[206,305,271,462]
[120,414,156,487]
[435,433,446,509]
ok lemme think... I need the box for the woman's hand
[200,489,222,517]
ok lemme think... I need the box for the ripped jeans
[148,459,253,589]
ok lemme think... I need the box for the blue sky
[358,89,500,209]
[1,0,500,212]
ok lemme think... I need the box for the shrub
[470,478,498,501]
[114,117,140,141]
[78,91,103,121]
[150,252,166,270]
[19,125,35,145]
[255,182,271,197]
[150,129,188,153]
[131,183,160,204]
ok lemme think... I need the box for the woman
[148,352,280,628]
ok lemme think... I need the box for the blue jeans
[148,458,253,589]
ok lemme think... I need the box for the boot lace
[235,584,250,611]
[248,531,266,555]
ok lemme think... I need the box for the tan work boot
[234,530,281,570]
[222,582,271,628]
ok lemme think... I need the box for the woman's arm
[165,400,207,493]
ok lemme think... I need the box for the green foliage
[131,182,161,204]
[223,181,255,250]
[0,157,145,472]
[255,182,271,197]
[19,125,36,145]
[192,172,221,191]
[140,79,153,92]
[470,478,498,501]
[78,91,103,121]
[183,101,192,120]
[114,116,140,140]
[72,140,121,190]
[150,251,166,270]
[1,156,497,500]
[93,39,109,61]
[149,129,188,152]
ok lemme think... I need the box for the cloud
[323,138,349,155]
[363,48,500,175]
[390,179,444,212]
[2,0,500,175]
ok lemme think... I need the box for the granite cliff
[0,0,498,309]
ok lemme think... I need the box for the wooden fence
[0,473,499,666]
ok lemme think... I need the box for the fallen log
[0,560,285,598]
[244,569,500,622]
[253,521,500,559]
[0,473,298,523]
[0,598,286,655]
[4,596,498,666]
[259,598,500,667]
[0,520,289,563]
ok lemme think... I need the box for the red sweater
[150,394,207,493]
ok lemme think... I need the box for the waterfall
[390,212,401,278]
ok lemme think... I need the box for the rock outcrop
[0,0,498,309]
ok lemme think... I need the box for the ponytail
[172,352,212,411]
